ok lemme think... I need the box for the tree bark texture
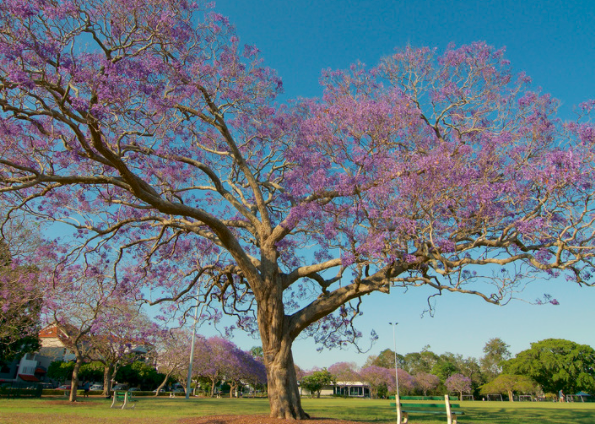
[210,377,216,397]
[69,356,82,402]
[102,365,111,397]
[154,371,172,396]
[257,279,309,420]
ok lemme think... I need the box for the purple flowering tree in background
[394,368,416,394]
[193,336,237,397]
[43,262,141,402]
[154,329,193,395]
[360,365,394,398]
[328,361,361,396]
[414,372,441,396]
[445,373,472,400]
[90,304,160,396]
[241,349,268,397]
[1,0,595,418]
[224,345,265,398]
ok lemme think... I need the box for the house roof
[18,374,40,382]
[38,325,60,338]
[38,323,78,339]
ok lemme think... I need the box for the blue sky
[200,0,595,369]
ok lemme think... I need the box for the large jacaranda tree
[1,0,595,418]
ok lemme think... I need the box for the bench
[110,391,137,409]
[391,394,464,424]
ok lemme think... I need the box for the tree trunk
[109,364,119,394]
[257,280,308,420]
[508,390,514,401]
[154,370,172,396]
[102,365,111,397]
[69,355,83,402]
[264,345,307,419]
[210,377,216,397]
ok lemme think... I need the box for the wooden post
[395,394,402,423]
[445,394,454,424]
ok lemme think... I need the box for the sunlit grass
[0,396,594,424]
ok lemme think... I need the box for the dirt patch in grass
[179,415,385,424]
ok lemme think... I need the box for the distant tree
[431,360,458,383]
[225,347,260,398]
[0,261,41,364]
[457,357,484,388]
[90,304,159,396]
[87,303,156,395]
[328,362,360,396]
[402,347,440,375]
[480,374,537,401]
[394,368,416,395]
[445,373,472,400]
[0,214,45,364]
[503,339,595,394]
[301,369,334,398]
[242,350,267,397]
[250,346,264,359]
[210,337,237,396]
[294,365,306,382]
[481,338,511,381]
[368,349,406,369]
[360,365,394,398]
[193,336,246,397]
[414,372,440,396]
[46,270,139,402]
[362,354,378,369]
[153,329,192,396]
[116,361,161,390]
[47,360,75,383]
[79,361,105,383]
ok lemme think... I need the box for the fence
[0,381,43,398]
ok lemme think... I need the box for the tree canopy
[479,374,537,401]
[503,338,595,394]
[300,369,334,398]
[481,338,511,381]
[0,214,43,364]
[1,0,594,418]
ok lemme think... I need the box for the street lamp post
[389,322,401,423]
[186,293,202,399]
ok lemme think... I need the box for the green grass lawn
[0,396,594,424]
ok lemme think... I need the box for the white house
[300,380,370,397]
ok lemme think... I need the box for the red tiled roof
[38,325,60,338]
[18,374,39,382]
[35,367,46,374]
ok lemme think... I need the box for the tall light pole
[186,293,203,400]
[389,322,401,423]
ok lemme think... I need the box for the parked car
[40,383,55,389]
[57,385,71,390]
[112,384,128,390]
[89,384,103,391]
[128,387,141,392]
[152,388,165,393]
